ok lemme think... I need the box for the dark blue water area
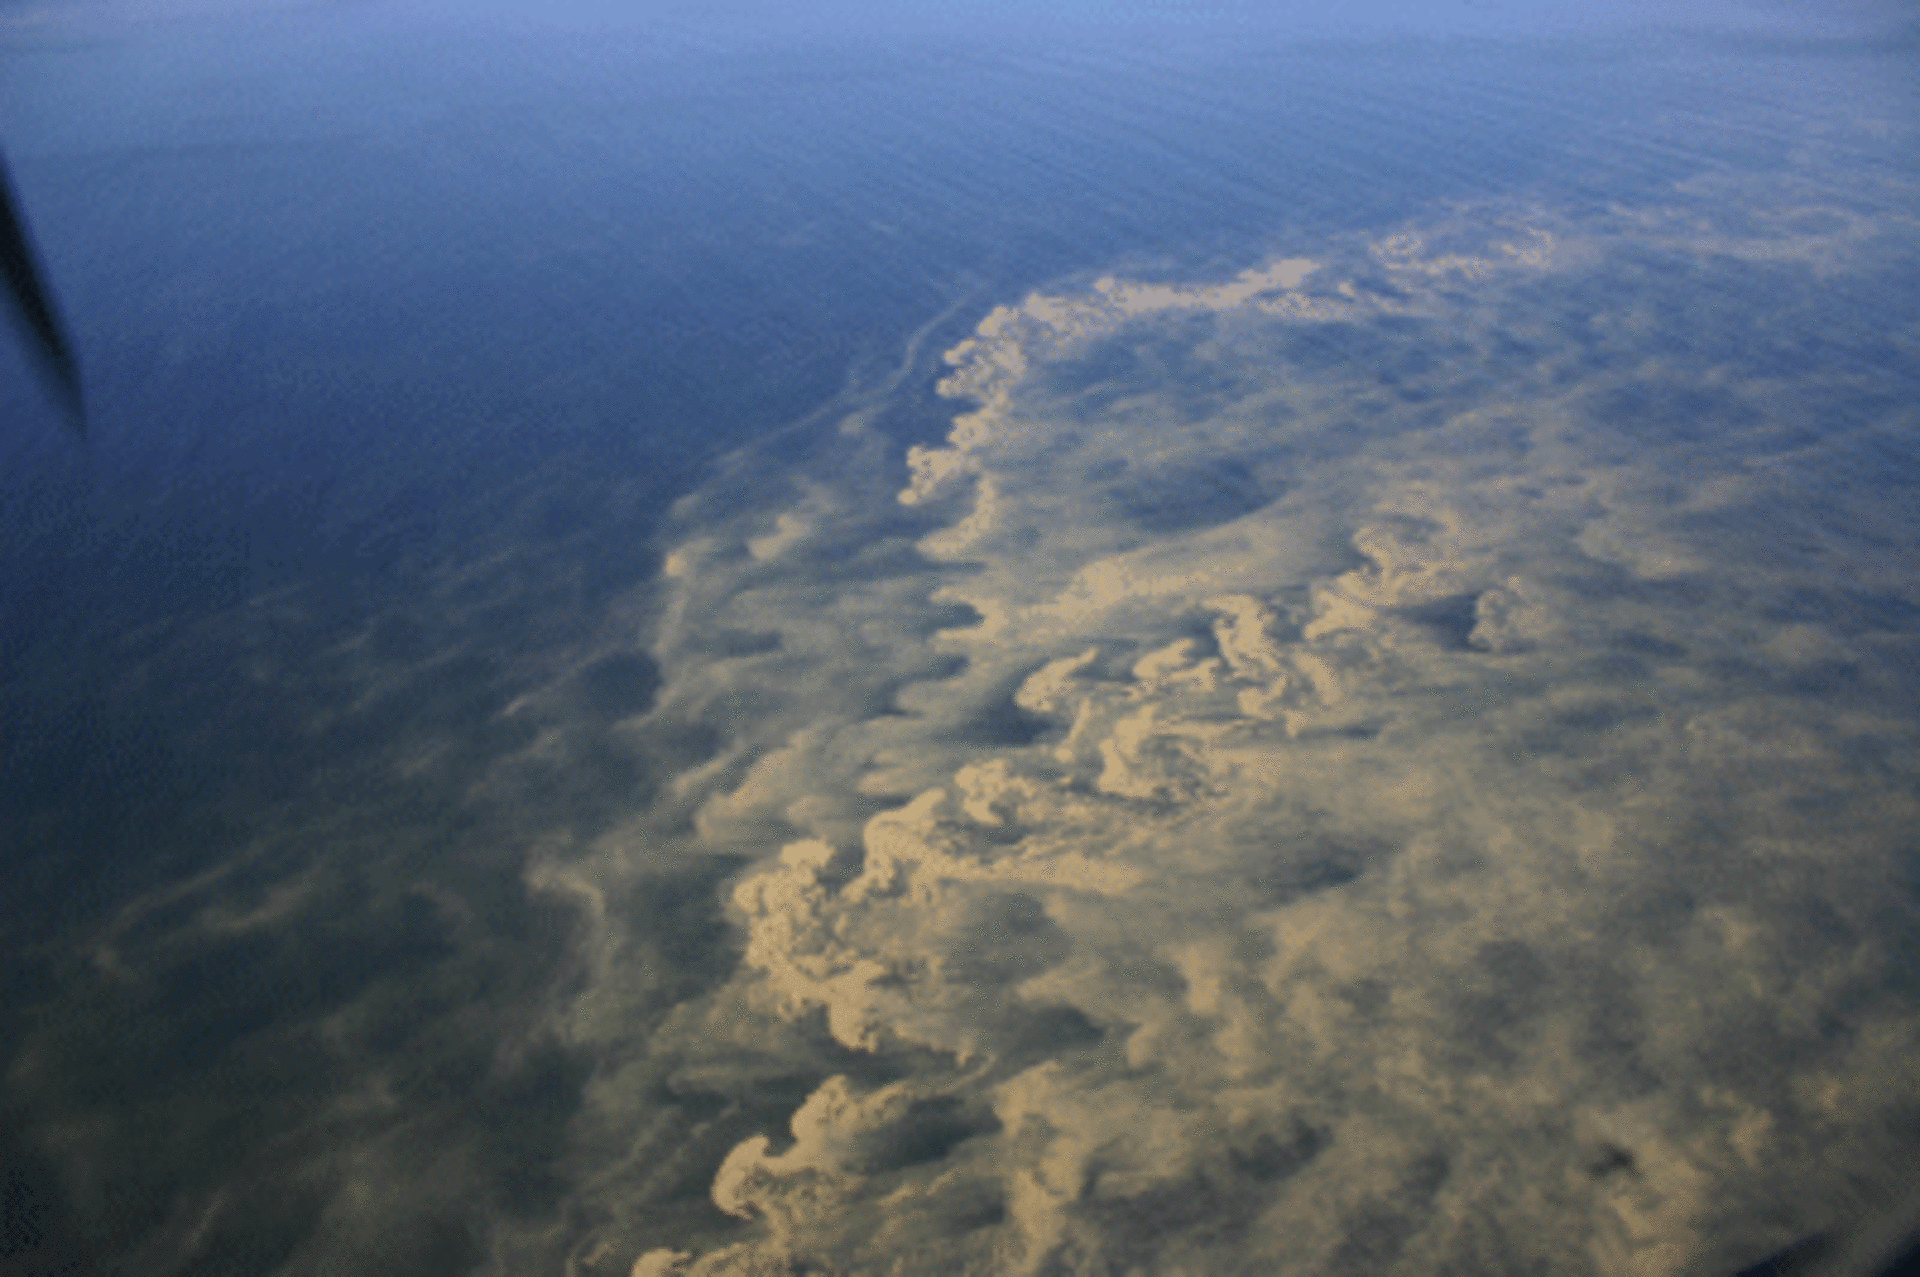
[3,13,1883,661]
[0,5,1913,1271]
[7,13,1897,600]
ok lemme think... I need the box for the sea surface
[2,3,1917,1274]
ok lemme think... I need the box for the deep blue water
[5,11,1848,648]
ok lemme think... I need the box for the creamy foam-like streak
[611,176,1920,1276]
